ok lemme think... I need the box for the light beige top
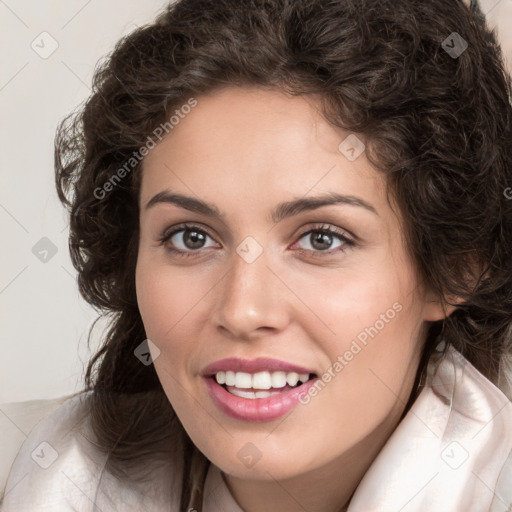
[1,346,512,511]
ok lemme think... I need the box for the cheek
[307,262,420,352]
[135,254,216,409]
[135,254,211,343]
[135,258,201,414]
[307,258,424,407]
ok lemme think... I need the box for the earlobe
[423,256,483,322]
[423,294,463,322]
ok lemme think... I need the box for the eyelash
[157,222,355,259]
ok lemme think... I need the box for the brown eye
[293,224,355,256]
[175,228,208,249]
[159,223,218,257]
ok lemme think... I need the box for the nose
[213,243,290,341]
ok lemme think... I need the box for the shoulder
[0,393,72,498]
[0,391,183,512]
[0,392,109,512]
[349,346,512,511]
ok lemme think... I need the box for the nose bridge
[215,236,288,338]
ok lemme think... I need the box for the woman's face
[135,86,447,482]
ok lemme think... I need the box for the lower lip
[204,376,318,422]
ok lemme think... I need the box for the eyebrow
[145,190,378,222]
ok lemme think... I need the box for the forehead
[140,86,387,214]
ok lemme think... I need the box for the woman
[2,0,512,510]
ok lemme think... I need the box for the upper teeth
[215,371,310,389]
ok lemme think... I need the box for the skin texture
[135,86,452,512]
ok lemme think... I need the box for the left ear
[422,254,486,322]
[423,292,465,322]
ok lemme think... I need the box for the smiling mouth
[213,370,317,399]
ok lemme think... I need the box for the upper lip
[202,357,316,377]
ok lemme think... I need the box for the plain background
[1,0,511,404]
[0,0,170,403]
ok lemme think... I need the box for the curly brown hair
[55,0,512,509]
